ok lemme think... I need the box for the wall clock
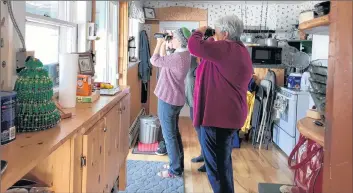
[143,7,156,19]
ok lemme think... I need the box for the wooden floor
[127,117,294,193]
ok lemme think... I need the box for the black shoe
[155,141,167,156]
[191,155,204,163]
[198,164,206,172]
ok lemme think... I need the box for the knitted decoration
[14,57,61,132]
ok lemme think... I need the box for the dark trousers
[190,107,203,157]
[200,126,236,193]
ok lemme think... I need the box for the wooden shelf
[0,87,130,192]
[297,117,325,147]
[299,15,330,35]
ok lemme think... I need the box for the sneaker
[197,164,206,172]
[191,155,204,163]
[155,141,167,156]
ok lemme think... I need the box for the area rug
[119,160,184,193]
[131,141,159,155]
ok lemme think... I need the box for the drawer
[278,127,296,157]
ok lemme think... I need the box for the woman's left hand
[197,26,208,34]
[157,38,166,45]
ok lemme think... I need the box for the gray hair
[214,15,244,41]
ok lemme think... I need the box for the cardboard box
[77,90,100,103]
[77,75,92,96]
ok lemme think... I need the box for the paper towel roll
[59,53,78,108]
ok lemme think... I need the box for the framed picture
[143,7,156,19]
[77,52,95,76]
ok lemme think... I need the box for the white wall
[0,1,25,91]
[311,35,330,60]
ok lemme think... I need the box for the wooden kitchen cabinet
[82,119,106,193]
[118,95,131,162]
[2,88,132,193]
[81,94,131,193]
[104,105,121,192]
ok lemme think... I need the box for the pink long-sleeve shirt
[150,49,191,106]
[188,31,253,129]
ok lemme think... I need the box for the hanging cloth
[241,91,256,133]
[138,30,152,84]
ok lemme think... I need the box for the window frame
[24,1,79,92]
[94,1,119,86]
[25,12,78,58]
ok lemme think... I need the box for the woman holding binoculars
[150,27,191,178]
[188,15,253,193]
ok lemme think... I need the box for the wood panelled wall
[146,6,208,115]
[127,64,141,125]
[118,2,129,86]
[323,1,352,192]
[118,2,141,125]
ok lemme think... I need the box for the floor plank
[127,117,293,193]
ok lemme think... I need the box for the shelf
[253,64,286,69]
[299,15,330,35]
[243,29,276,34]
[297,117,325,147]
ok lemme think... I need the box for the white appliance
[86,23,98,40]
[272,87,310,156]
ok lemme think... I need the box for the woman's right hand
[157,38,166,45]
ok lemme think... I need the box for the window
[25,1,78,87]
[26,1,59,19]
[95,1,118,86]
[26,22,59,65]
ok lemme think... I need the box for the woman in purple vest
[188,15,253,193]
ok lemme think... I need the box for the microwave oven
[247,46,282,65]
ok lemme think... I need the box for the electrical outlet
[16,51,35,73]
[16,51,27,70]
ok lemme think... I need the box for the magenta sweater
[150,50,191,106]
[188,31,253,129]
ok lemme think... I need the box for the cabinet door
[118,94,131,160]
[82,119,106,193]
[104,105,121,192]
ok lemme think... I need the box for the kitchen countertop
[0,86,130,192]
[253,64,286,69]
[297,117,325,147]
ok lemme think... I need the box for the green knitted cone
[14,57,61,132]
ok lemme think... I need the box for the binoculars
[154,33,173,41]
[204,28,215,37]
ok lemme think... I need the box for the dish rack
[308,59,328,121]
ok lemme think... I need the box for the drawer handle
[123,106,126,110]
[104,127,107,132]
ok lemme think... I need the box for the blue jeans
[158,99,184,176]
[200,126,236,193]
[190,107,202,157]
